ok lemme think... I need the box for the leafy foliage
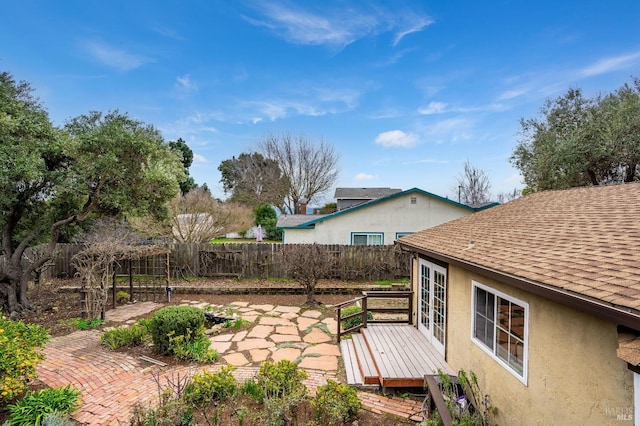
[340,305,373,331]
[168,138,197,195]
[6,385,81,426]
[184,367,237,407]
[148,306,205,355]
[254,203,280,241]
[0,312,49,402]
[101,324,148,350]
[256,360,308,426]
[312,379,361,425]
[511,79,640,191]
[218,152,289,209]
[168,330,219,363]
[67,318,105,330]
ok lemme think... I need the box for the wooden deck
[341,324,454,388]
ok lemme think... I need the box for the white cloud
[497,88,528,101]
[504,173,523,185]
[245,3,432,50]
[375,130,418,147]
[80,40,151,71]
[192,153,208,163]
[355,173,376,181]
[580,51,640,77]
[417,101,448,115]
[176,74,198,92]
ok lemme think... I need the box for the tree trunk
[304,282,320,306]
[0,280,19,316]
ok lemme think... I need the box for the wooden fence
[10,243,410,282]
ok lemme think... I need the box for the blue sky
[2,1,640,204]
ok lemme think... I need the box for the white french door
[418,259,447,356]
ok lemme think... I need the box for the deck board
[362,324,455,387]
[340,339,363,385]
[352,334,379,385]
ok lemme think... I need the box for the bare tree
[170,188,254,243]
[280,244,335,306]
[495,188,522,204]
[259,132,339,214]
[454,161,492,206]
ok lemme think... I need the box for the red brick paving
[36,314,424,424]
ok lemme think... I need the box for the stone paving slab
[35,300,422,424]
[270,333,302,343]
[301,309,323,318]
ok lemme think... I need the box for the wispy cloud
[409,158,449,164]
[80,40,152,71]
[193,153,208,163]
[354,172,377,181]
[244,2,432,50]
[375,130,418,147]
[580,51,640,77]
[419,117,474,144]
[496,88,528,101]
[176,74,198,92]
[417,101,448,115]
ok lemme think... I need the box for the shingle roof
[277,214,324,228]
[398,183,640,314]
[334,187,402,199]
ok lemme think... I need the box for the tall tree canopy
[511,79,640,191]
[168,138,197,194]
[218,152,288,209]
[0,72,184,315]
[259,132,339,214]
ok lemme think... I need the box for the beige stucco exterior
[282,192,473,244]
[412,258,634,425]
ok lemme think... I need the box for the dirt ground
[11,279,418,426]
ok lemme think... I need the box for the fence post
[336,307,342,343]
[362,295,368,328]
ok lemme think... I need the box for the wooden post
[112,264,116,310]
[129,259,133,303]
[408,291,413,324]
[362,295,368,328]
[336,307,342,343]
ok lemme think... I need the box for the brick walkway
[36,302,424,425]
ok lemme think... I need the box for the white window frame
[351,232,384,245]
[471,280,529,384]
[395,232,413,240]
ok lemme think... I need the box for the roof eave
[397,241,640,331]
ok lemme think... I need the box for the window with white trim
[351,232,383,245]
[472,281,528,382]
[395,232,413,240]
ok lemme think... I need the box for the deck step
[352,333,380,385]
[340,339,364,385]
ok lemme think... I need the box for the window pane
[352,234,367,245]
[368,234,383,245]
[496,329,510,364]
[498,297,510,330]
[510,304,525,340]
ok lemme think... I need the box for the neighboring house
[277,188,497,245]
[397,183,640,425]
[334,187,401,211]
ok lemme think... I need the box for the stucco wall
[283,193,471,244]
[413,260,634,425]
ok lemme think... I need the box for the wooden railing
[335,290,413,343]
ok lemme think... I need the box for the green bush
[6,385,81,426]
[312,379,361,425]
[256,360,307,400]
[340,305,373,331]
[168,331,219,363]
[115,290,130,304]
[148,306,205,355]
[184,366,237,407]
[101,324,148,350]
[67,318,105,330]
[0,312,49,402]
[239,378,263,402]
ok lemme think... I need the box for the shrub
[312,379,361,425]
[256,360,307,400]
[6,385,81,426]
[0,312,49,402]
[239,378,263,402]
[67,318,105,330]
[101,324,148,350]
[115,290,130,304]
[168,330,219,363]
[184,366,237,407]
[340,305,373,331]
[148,306,205,355]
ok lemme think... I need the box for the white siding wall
[283,193,472,244]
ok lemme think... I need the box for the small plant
[115,290,130,304]
[129,372,193,426]
[168,329,219,363]
[0,312,49,402]
[6,385,81,426]
[312,379,361,426]
[340,305,373,331]
[41,413,76,426]
[256,360,308,426]
[239,378,263,402]
[148,306,205,355]
[101,324,148,350]
[67,317,106,330]
[184,366,237,407]
[222,317,250,330]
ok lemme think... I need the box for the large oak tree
[0,72,184,315]
[511,79,640,192]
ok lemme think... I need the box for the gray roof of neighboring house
[334,187,402,200]
[278,187,496,229]
[397,182,640,326]
[277,214,325,228]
